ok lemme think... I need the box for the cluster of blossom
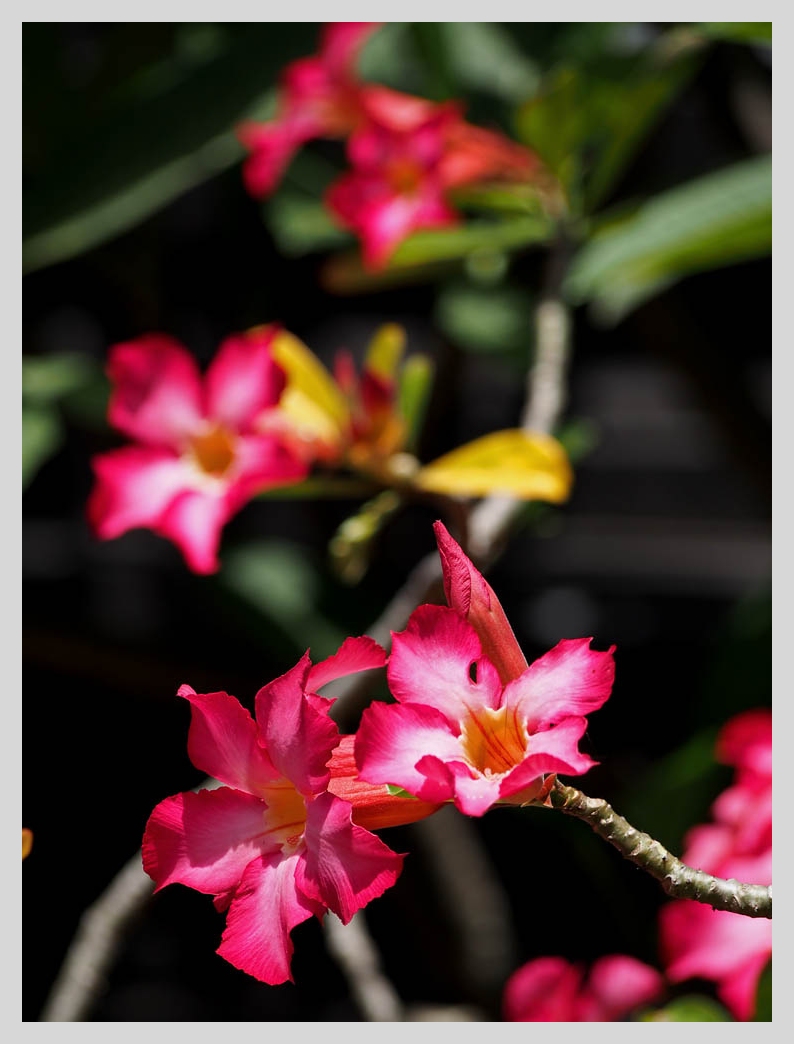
[88,325,571,573]
[236,22,549,268]
[142,520,616,985]
[502,707,772,1022]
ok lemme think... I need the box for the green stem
[547,780,772,918]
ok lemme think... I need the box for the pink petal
[226,433,308,502]
[254,654,339,796]
[319,22,380,79]
[434,520,528,683]
[87,446,194,541]
[718,951,772,1022]
[499,717,597,799]
[142,787,273,896]
[659,899,772,1017]
[577,955,665,1021]
[388,604,502,721]
[238,121,304,199]
[357,191,457,270]
[155,488,230,574]
[300,791,403,923]
[106,334,204,447]
[179,686,280,792]
[216,850,322,985]
[716,709,772,778]
[204,327,286,431]
[358,85,440,134]
[307,635,387,693]
[355,699,463,804]
[434,757,503,817]
[502,956,583,1021]
[502,638,616,732]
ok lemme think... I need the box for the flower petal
[578,955,665,1021]
[502,638,616,732]
[156,488,231,574]
[179,686,280,793]
[414,428,573,501]
[270,329,351,440]
[433,520,527,684]
[142,787,273,896]
[307,635,387,693]
[436,757,503,817]
[499,717,597,799]
[388,604,502,719]
[502,957,584,1021]
[204,327,286,431]
[319,21,380,79]
[216,850,321,985]
[301,791,403,923]
[327,735,442,830]
[355,699,463,804]
[106,334,204,448]
[87,446,194,541]
[254,653,339,796]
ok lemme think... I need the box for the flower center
[460,704,528,777]
[387,158,423,194]
[260,783,309,854]
[190,424,236,476]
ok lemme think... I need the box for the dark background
[23,23,771,1021]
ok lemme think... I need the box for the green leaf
[753,960,772,1021]
[22,353,98,404]
[435,282,533,358]
[220,540,346,662]
[386,784,419,800]
[440,22,540,102]
[264,193,353,258]
[696,22,772,46]
[23,24,315,272]
[564,154,772,324]
[22,406,63,489]
[640,995,733,1022]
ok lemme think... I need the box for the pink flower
[326,86,541,269]
[88,328,307,574]
[237,22,380,198]
[503,955,665,1022]
[658,708,772,1020]
[354,521,615,816]
[142,636,411,985]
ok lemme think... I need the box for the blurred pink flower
[355,521,615,816]
[326,88,540,269]
[503,954,665,1021]
[88,327,307,574]
[658,708,772,1020]
[142,637,407,985]
[237,22,380,197]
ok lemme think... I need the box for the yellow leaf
[271,330,350,434]
[414,429,573,501]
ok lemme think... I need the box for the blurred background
[23,22,771,1021]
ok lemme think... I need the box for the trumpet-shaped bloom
[503,954,665,1022]
[355,522,615,816]
[142,636,430,985]
[237,22,380,197]
[265,327,573,503]
[658,708,772,1020]
[88,328,307,574]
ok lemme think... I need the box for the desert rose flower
[88,327,307,574]
[237,22,380,198]
[658,709,772,1020]
[142,636,435,985]
[503,954,665,1022]
[355,521,615,816]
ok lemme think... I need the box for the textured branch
[548,780,772,918]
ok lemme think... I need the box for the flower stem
[547,780,772,918]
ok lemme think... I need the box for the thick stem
[548,780,772,918]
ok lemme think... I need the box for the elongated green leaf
[753,960,772,1022]
[564,154,771,324]
[22,352,99,404]
[23,24,315,272]
[22,407,63,489]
